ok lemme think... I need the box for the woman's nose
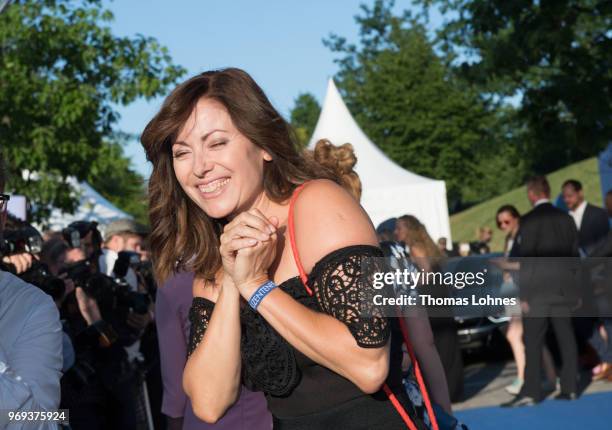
[192,149,213,178]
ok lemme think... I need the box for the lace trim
[308,245,389,348]
[187,297,214,356]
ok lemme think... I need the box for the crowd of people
[1,67,611,430]
[496,178,612,406]
[1,205,163,428]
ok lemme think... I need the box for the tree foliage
[290,92,321,149]
[0,0,185,221]
[414,0,612,174]
[87,134,149,224]
[324,0,520,208]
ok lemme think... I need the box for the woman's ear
[262,150,273,162]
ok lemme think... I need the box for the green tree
[414,0,612,174]
[0,0,185,221]
[325,0,519,208]
[290,92,321,149]
[87,134,149,224]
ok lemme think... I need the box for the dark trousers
[522,311,577,399]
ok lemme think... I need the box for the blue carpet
[455,391,612,430]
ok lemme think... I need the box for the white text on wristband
[248,280,277,311]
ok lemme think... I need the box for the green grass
[450,157,604,252]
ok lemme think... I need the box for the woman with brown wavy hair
[141,68,428,429]
[395,215,463,404]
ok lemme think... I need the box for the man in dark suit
[562,180,609,359]
[502,176,579,407]
[562,179,609,254]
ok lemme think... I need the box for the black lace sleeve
[187,297,215,356]
[308,245,389,348]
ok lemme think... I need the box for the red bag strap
[286,183,438,430]
[398,315,440,430]
[287,183,312,295]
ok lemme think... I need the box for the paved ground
[452,359,612,411]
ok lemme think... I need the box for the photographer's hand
[75,286,102,326]
[2,252,34,274]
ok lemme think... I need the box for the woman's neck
[230,191,288,225]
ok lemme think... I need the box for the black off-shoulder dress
[187,245,426,430]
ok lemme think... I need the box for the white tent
[308,79,452,243]
[42,178,132,231]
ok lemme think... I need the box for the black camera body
[1,225,43,255]
[1,226,65,301]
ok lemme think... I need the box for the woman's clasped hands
[219,209,279,298]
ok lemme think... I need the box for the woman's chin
[198,200,236,220]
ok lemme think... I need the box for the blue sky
[106,0,419,178]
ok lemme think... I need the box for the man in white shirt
[562,179,609,254]
[0,150,63,429]
[98,219,147,292]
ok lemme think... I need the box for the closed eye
[173,151,189,159]
[210,140,227,148]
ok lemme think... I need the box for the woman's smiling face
[172,97,272,219]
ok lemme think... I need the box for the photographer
[99,219,148,291]
[100,219,163,428]
[58,219,157,429]
[0,150,63,429]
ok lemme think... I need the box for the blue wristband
[248,280,277,311]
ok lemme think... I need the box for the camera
[1,225,66,301]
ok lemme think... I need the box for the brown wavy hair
[397,214,443,269]
[141,68,337,282]
[312,139,361,201]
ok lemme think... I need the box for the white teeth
[198,178,229,193]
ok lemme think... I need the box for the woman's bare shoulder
[292,179,378,273]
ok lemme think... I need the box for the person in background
[0,149,63,428]
[63,221,103,264]
[470,227,492,254]
[502,176,579,407]
[562,179,609,254]
[376,218,409,261]
[494,205,557,396]
[586,189,612,381]
[99,218,148,291]
[395,215,463,404]
[561,179,609,369]
[437,237,446,255]
[156,271,272,430]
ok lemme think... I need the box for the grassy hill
[450,157,604,252]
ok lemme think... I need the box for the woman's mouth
[197,177,230,198]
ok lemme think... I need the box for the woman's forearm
[255,287,390,394]
[183,285,242,423]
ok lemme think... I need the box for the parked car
[442,253,511,352]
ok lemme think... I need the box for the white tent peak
[308,78,452,243]
[308,79,436,188]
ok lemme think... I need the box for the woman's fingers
[224,237,259,253]
[227,224,271,242]
[247,209,276,233]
